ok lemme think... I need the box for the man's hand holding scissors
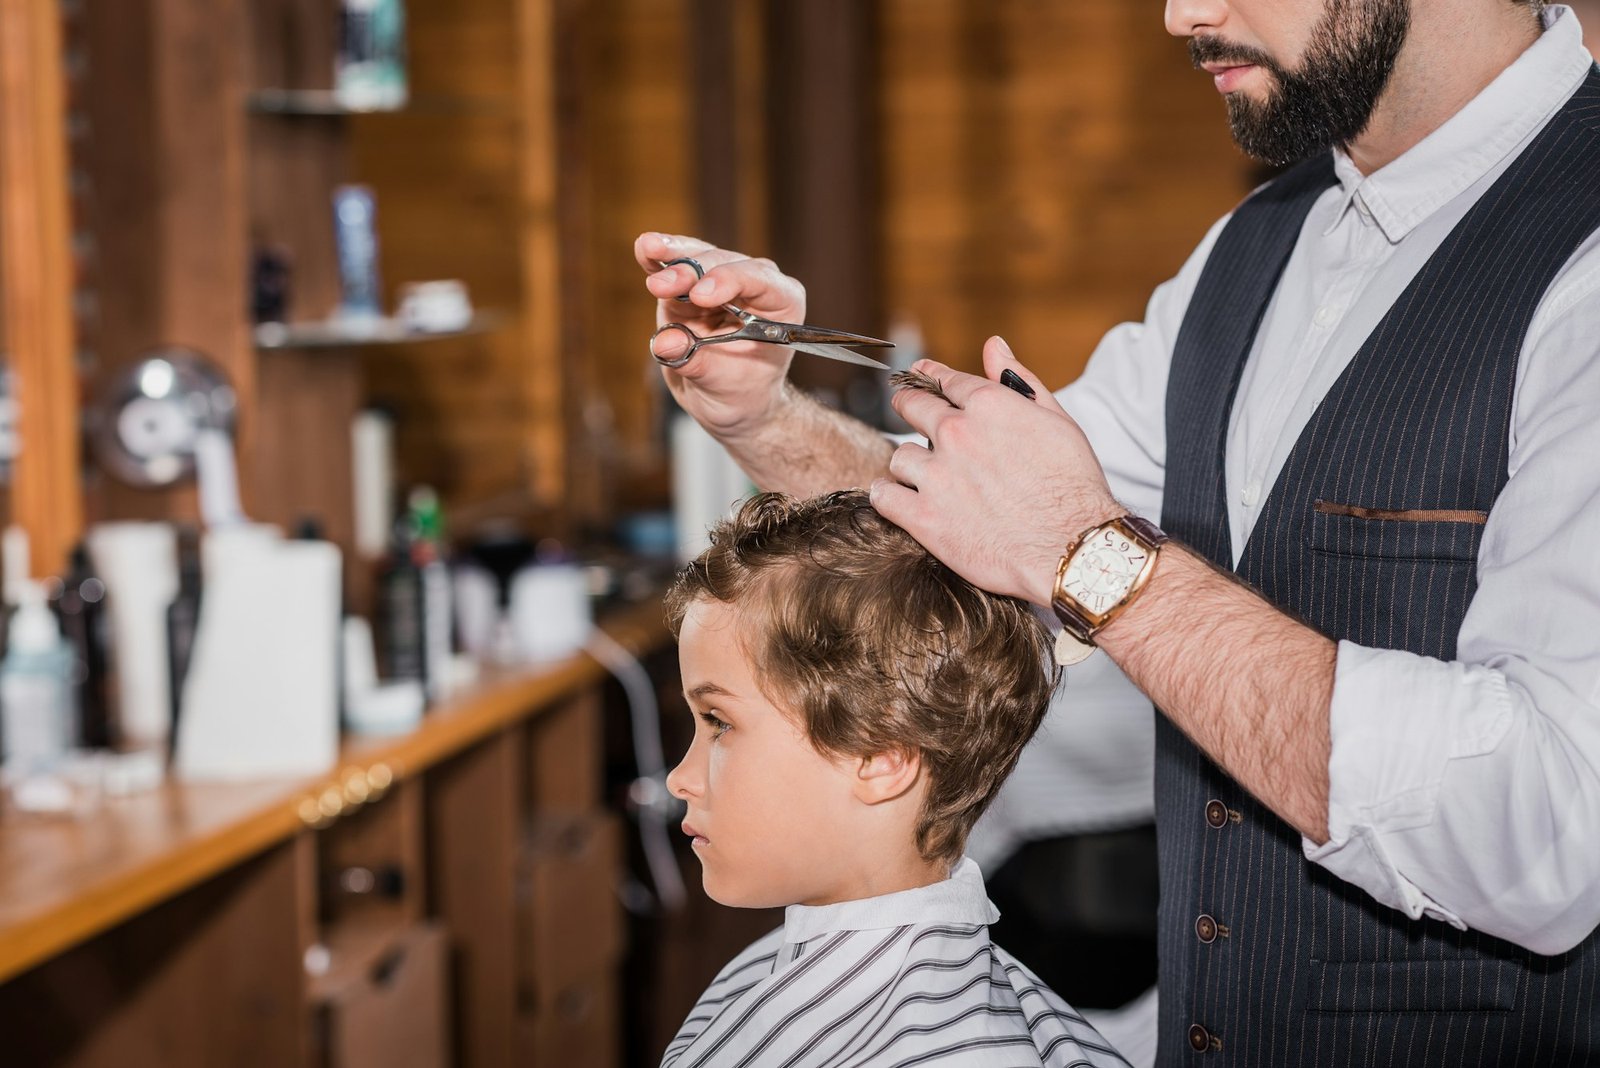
[634,232,808,441]
[635,232,897,497]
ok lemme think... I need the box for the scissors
[650,257,894,372]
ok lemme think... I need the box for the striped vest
[1154,68,1600,1066]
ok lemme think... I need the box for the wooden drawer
[518,968,620,1068]
[516,810,625,1006]
[314,922,450,1068]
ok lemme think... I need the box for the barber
[638,1,1600,1063]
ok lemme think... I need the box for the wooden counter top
[0,597,670,987]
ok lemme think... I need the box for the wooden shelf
[247,89,405,116]
[254,311,504,351]
[247,89,506,118]
[0,594,669,987]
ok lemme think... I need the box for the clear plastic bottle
[1,579,77,778]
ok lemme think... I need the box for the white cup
[509,565,592,663]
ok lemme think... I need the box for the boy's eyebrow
[685,681,736,701]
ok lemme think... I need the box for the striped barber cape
[661,859,1133,1067]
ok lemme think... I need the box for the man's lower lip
[1213,65,1257,93]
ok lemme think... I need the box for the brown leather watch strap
[1121,514,1170,548]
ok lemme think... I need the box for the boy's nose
[666,747,703,801]
[1166,0,1230,38]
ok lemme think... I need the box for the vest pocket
[1305,958,1517,1014]
[1308,502,1485,563]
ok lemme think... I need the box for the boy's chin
[700,866,798,910]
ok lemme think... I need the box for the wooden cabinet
[0,602,665,1067]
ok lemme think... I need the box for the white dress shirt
[1058,6,1600,955]
[660,859,1130,1067]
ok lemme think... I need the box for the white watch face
[1062,527,1148,617]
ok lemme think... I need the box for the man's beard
[1190,0,1411,167]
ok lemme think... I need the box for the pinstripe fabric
[1155,68,1600,1066]
[661,860,1131,1067]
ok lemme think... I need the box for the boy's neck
[797,852,950,907]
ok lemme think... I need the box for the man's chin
[1225,99,1331,167]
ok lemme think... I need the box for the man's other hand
[873,337,1122,607]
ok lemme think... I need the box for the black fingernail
[1000,368,1036,399]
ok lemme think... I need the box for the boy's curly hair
[665,490,1059,864]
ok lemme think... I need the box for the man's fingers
[908,358,994,410]
[644,249,751,303]
[650,327,692,363]
[887,442,934,489]
[980,337,1063,414]
[685,258,799,313]
[634,231,719,274]
[869,478,923,534]
[892,381,962,439]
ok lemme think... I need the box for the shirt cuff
[1301,641,1515,927]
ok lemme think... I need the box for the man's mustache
[1190,36,1277,72]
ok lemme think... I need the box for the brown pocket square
[1313,499,1488,525]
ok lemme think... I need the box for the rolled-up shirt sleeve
[1305,258,1600,956]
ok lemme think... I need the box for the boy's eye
[699,711,731,740]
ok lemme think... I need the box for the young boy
[661,490,1130,1068]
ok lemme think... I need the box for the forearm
[720,380,895,497]
[1096,544,1337,842]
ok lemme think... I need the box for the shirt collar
[782,857,999,944]
[1327,5,1593,244]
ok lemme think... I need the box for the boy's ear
[852,748,923,805]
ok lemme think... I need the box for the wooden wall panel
[251,347,363,596]
[79,0,254,526]
[347,0,532,514]
[347,0,697,524]
[568,0,698,517]
[877,0,1250,389]
[1,0,83,576]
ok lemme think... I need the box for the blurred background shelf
[247,88,509,118]
[254,311,505,351]
[247,89,405,115]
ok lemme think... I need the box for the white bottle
[1,580,77,777]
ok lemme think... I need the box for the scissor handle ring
[661,257,704,304]
[650,322,698,368]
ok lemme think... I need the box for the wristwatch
[1050,514,1169,665]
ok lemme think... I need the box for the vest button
[1205,800,1228,828]
[1188,1023,1214,1053]
[1196,914,1218,943]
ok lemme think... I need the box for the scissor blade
[789,325,895,348]
[788,341,894,371]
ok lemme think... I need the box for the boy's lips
[682,821,709,847]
